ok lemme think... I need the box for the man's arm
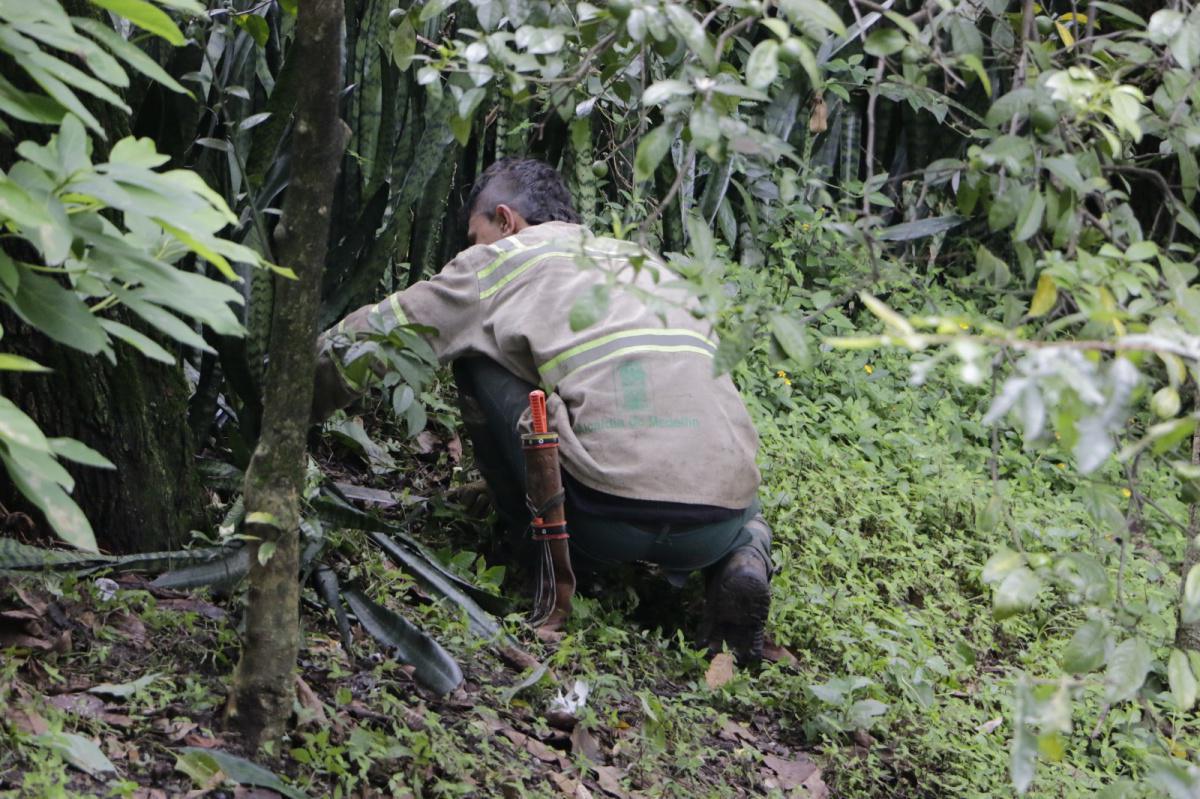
[310,249,486,422]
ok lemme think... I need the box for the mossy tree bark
[225,0,345,750]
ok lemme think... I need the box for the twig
[863,57,886,216]
[1009,0,1036,135]
[638,144,696,247]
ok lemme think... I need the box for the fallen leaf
[48,693,105,718]
[525,736,562,764]
[592,765,627,798]
[705,653,735,690]
[8,706,49,735]
[718,719,756,743]
[294,676,328,729]
[110,612,148,647]
[34,731,117,776]
[763,753,818,791]
[977,717,1003,734]
[183,733,224,749]
[414,430,439,454]
[132,788,168,799]
[570,724,605,764]
[157,598,226,621]
[549,771,581,797]
[762,639,798,667]
[89,673,160,699]
[447,434,463,464]
[13,586,48,615]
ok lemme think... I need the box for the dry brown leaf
[110,612,148,648]
[592,765,627,799]
[548,771,581,797]
[705,653,736,689]
[763,753,819,791]
[294,676,328,729]
[7,706,49,735]
[570,724,605,764]
[977,717,1003,734]
[157,598,226,621]
[525,736,562,764]
[718,719,756,743]
[762,639,798,667]
[48,692,105,718]
[132,789,168,799]
[809,96,828,134]
[446,434,463,464]
[182,733,223,749]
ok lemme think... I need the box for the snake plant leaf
[876,215,965,242]
[178,748,309,799]
[369,530,510,622]
[312,564,355,655]
[150,545,250,592]
[342,586,463,695]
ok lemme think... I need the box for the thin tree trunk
[224,0,345,750]
[1177,384,1200,650]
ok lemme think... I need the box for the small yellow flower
[864,364,874,374]
[1054,432,1061,440]
[1121,488,1132,498]
[1057,463,1066,469]
[777,370,787,378]
[801,223,811,232]
[784,378,792,386]
[959,321,969,330]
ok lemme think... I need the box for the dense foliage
[3,0,1200,795]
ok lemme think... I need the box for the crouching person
[312,158,773,661]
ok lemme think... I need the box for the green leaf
[1062,619,1107,673]
[72,17,189,95]
[1146,756,1200,799]
[177,749,309,799]
[664,5,715,71]
[234,13,269,48]
[1183,563,1200,624]
[769,313,810,367]
[150,546,249,591]
[48,438,114,469]
[88,0,186,45]
[11,272,108,356]
[98,319,175,364]
[569,284,610,332]
[342,586,463,695]
[88,672,160,698]
[634,124,672,183]
[1014,190,1046,242]
[392,17,416,70]
[1104,637,1152,703]
[975,244,1011,289]
[34,732,115,777]
[1169,649,1197,711]
[0,354,50,372]
[778,0,847,37]
[745,40,780,90]
[256,540,277,565]
[993,567,1040,619]
[863,28,906,56]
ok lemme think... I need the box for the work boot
[704,515,772,663]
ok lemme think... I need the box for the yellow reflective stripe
[538,328,716,378]
[479,251,565,299]
[557,344,714,385]
[477,240,535,280]
[388,294,408,325]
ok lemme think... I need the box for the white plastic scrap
[94,578,119,602]
[548,679,590,718]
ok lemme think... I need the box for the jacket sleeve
[310,250,484,422]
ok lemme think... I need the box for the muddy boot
[704,514,772,663]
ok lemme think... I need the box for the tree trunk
[1177,386,1200,650]
[224,0,345,751]
[0,316,205,555]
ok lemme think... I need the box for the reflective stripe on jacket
[314,221,760,509]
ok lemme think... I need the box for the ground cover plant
[3,0,1200,797]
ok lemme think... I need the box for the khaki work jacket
[314,221,761,510]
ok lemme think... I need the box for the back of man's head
[465,158,581,226]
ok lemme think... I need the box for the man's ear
[494,203,528,235]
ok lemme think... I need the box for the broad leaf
[1104,637,1152,703]
[342,586,463,695]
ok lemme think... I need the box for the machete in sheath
[523,389,575,630]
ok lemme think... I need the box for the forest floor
[0,342,1187,798]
